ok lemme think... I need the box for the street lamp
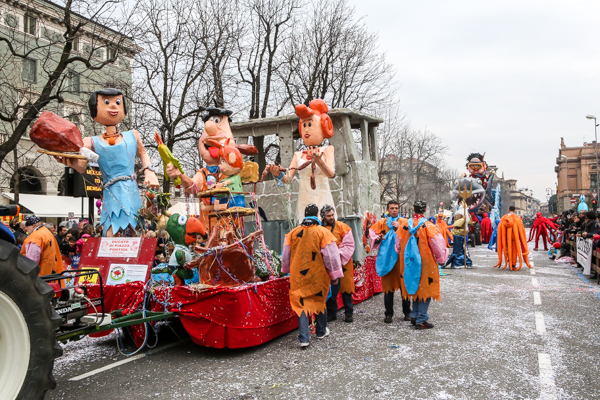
[586,114,599,206]
[560,154,569,197]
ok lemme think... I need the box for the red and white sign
[571,197,577,206]
[97,237,141,258]
[593,192,598,199]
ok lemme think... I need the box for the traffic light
[592,199,597,210]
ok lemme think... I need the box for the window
[107,47,117,61]
[23,15,36,35]
[67,72,80,93]
[22,58,36,83]
[72,36,79,52]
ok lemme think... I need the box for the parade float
[6,91,386,357]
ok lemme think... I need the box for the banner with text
[97,237,141,258]
[576,237,593,275]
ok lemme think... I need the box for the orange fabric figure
[493,214,531,270]
[21,227,63,276]
[397,221,442,302]
[329,221,355,294]
[436,213,453,248]
[284,225,338,316]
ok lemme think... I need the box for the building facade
[554,137,599,213]
[0,0,136,201]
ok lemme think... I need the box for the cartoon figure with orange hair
[268,99,336,222]
[213,140,245,208]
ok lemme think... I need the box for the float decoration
[30,111,99,162]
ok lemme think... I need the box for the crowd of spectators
[552,210,600,263]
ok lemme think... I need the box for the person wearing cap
[20,216,63,276]
[396,201,449,329]
[321,204,356,323]
[281,204,343,347]
[267,99,336,222]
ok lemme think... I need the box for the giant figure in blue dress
[56,88,159,236]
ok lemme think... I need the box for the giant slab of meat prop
[30,111,98,162]
[184,227,263,287]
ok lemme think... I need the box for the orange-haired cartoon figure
[268,99,336,222]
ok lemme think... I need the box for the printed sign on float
[576,237,593,275]
[106,264,149,285]
[97,237,141,258]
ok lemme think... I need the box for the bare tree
[377,104,450,214]
[131,0,213,192]
[278,0,396,112]
[234,0,299,171]
[0,0,138,168]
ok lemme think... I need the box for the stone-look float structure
[231,108,383,262]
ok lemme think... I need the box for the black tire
[0,239,62,400]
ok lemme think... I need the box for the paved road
[48,243,600,400]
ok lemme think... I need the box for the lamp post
[586,115,599,208]
[560,154,568,211]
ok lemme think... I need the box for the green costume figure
[165,213,207,285]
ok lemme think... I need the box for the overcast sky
[350,0,600,202]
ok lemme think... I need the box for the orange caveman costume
[321,204,356,322]
[20,216,63,276]
[396,201,449,329]
[436,213,453,247]
[282,204,343,347]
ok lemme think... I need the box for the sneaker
[344,315,353,323]
[384,316,393,324]
[411,318,416,326]
[299,342,310,348]
[415,321,434,330]
[403,314,411,321]
[317,327,330,339]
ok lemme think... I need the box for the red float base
[83,255,382,349]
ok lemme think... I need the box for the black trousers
[326,279,354,316]
[384,292,411,317]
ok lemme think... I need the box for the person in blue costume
[369,200,411,324]
[57,88,159,236]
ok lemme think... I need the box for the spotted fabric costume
[282,224,343,316]
[328,221,355,294]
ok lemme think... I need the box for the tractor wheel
[0,240,62,400]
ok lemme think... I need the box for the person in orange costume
[368,200,410,323]
[281,204,343,348]
[436,213,453,247]
[493,206,531,270]
[321,205,356,323]
[20,216,63,276]
[396,201,449,329]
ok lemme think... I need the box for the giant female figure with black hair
[55,88,159,236]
